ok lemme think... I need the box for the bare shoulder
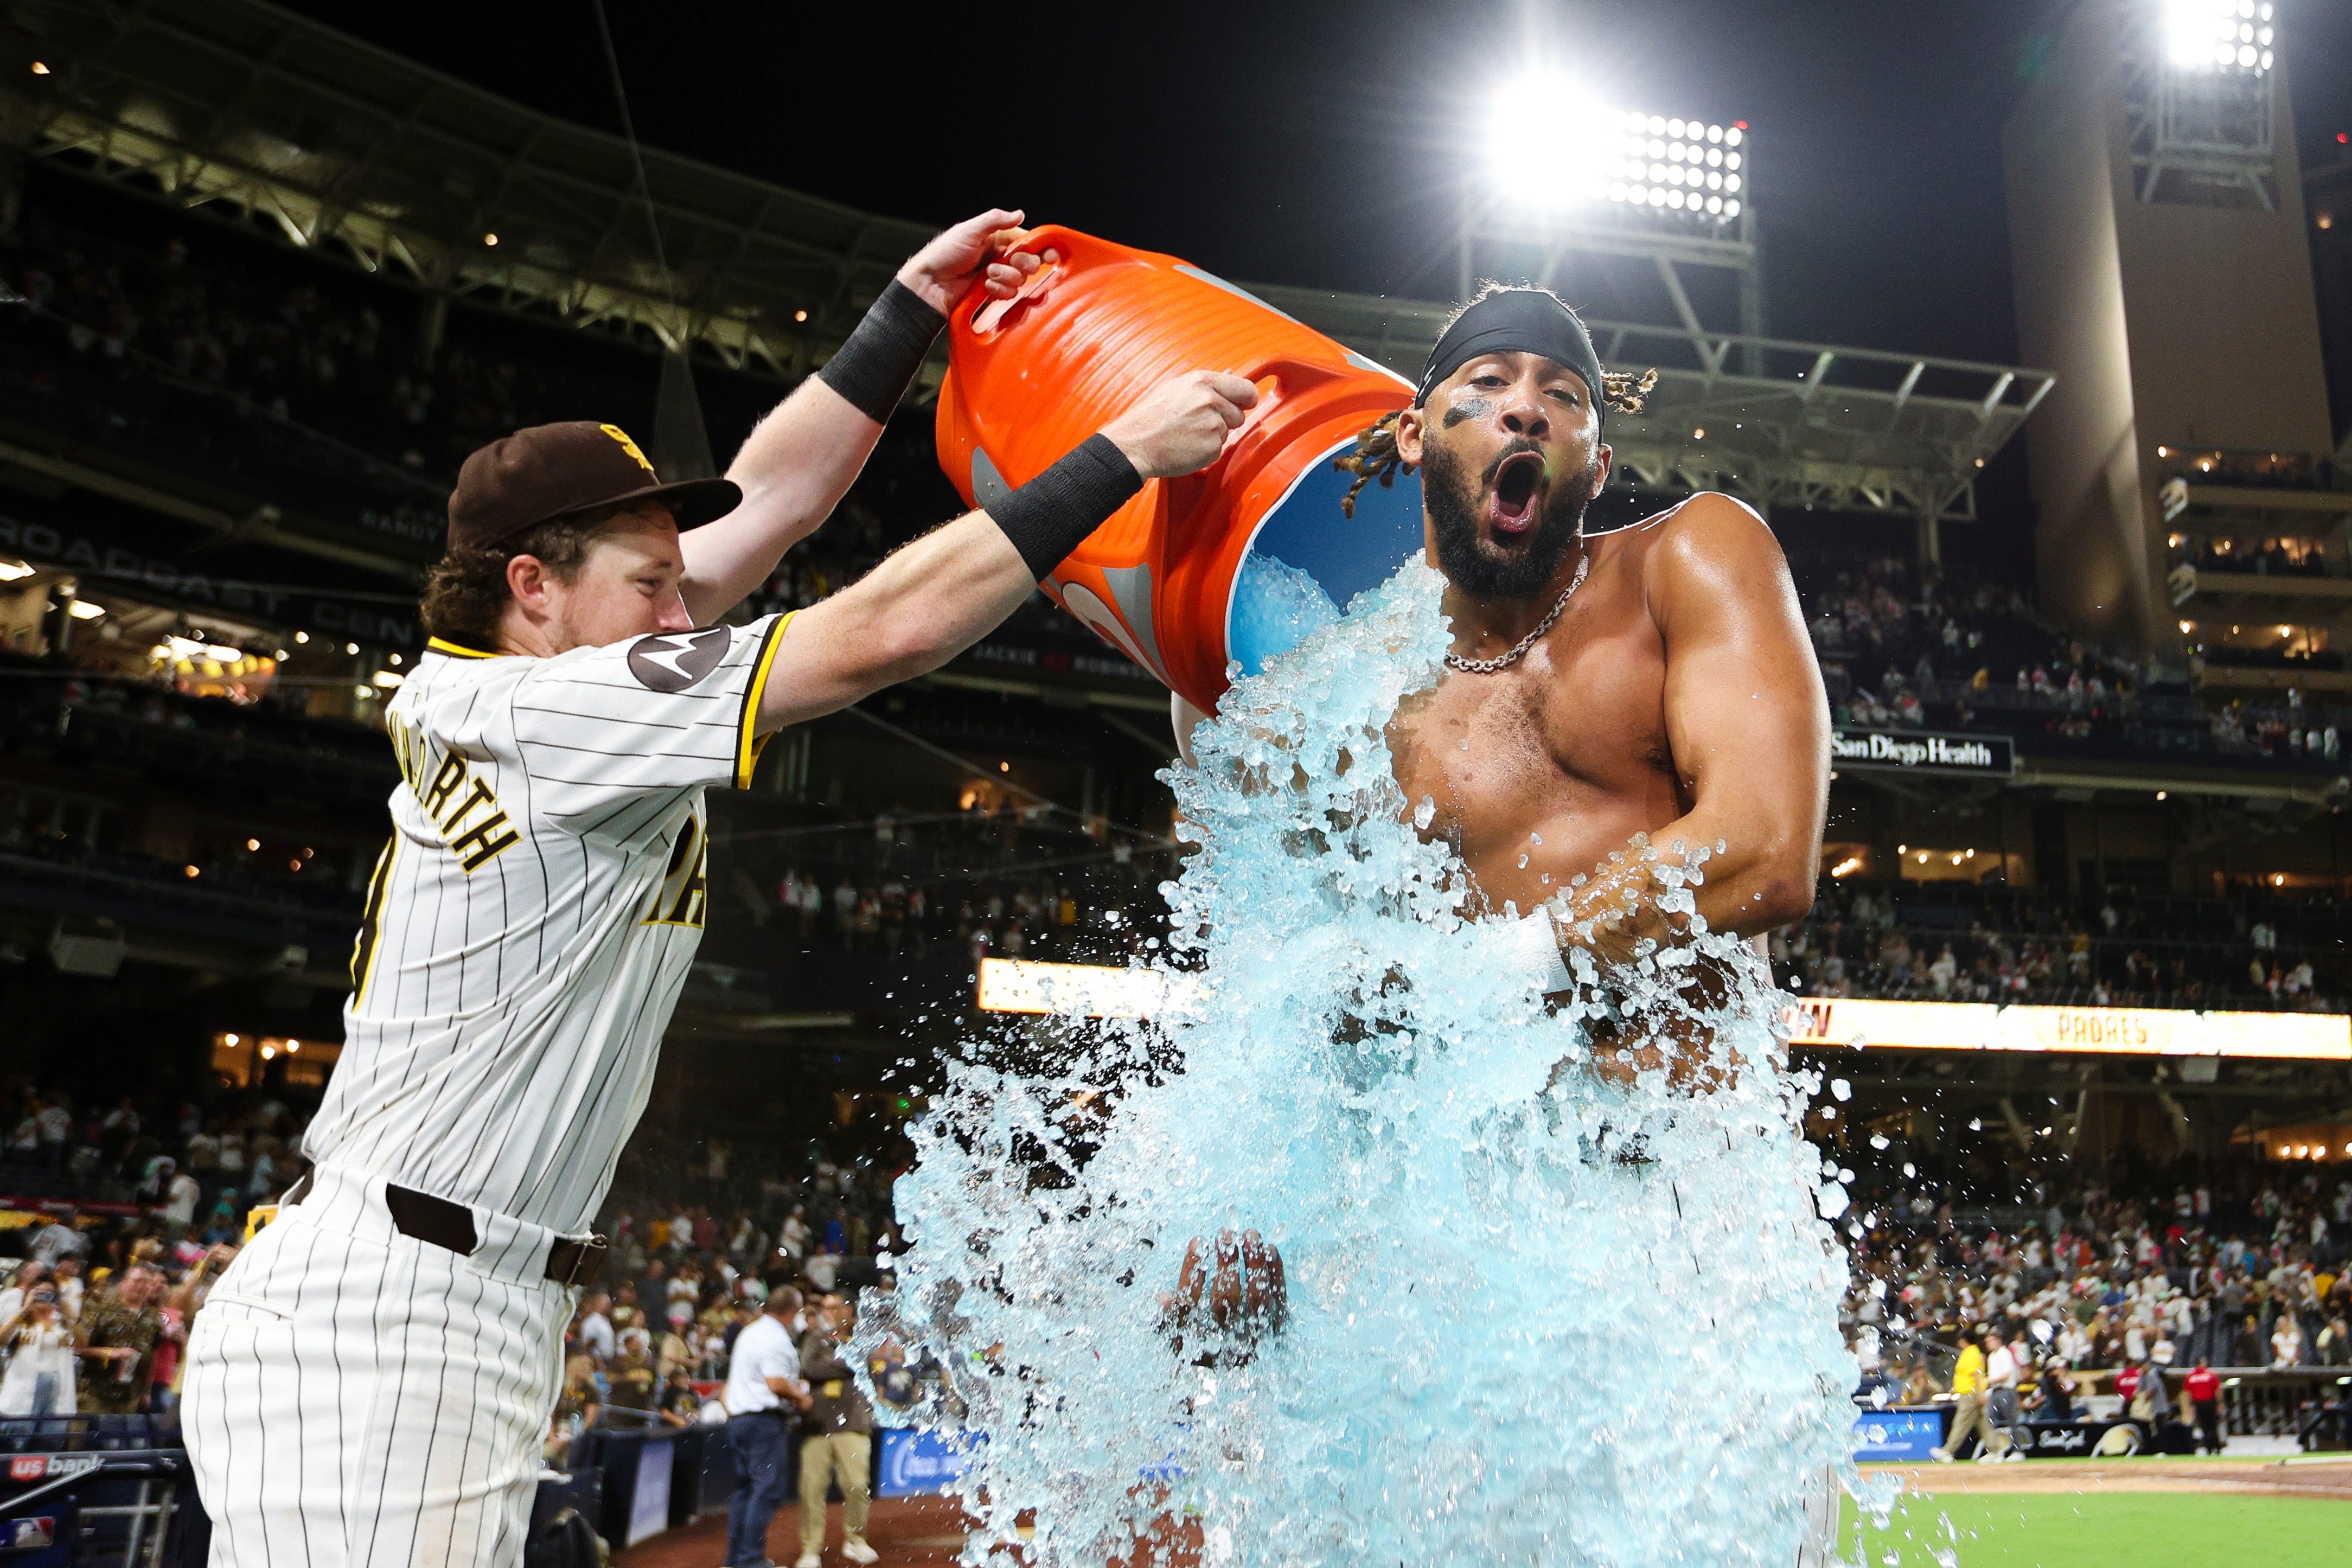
[1642,491,1782,569]
[1627,492,1794,614]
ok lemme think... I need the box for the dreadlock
[1334,367,1658,520]
[1334,411,1409,521]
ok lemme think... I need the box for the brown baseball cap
[445,421,742,552]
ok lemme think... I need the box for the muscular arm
[1553,495,1827,959]
[679,209,1040,624]
[679,377,884,626]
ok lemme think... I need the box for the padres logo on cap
[600,424,656,475]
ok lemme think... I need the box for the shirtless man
[1174,283,1829,1331]
[1378,285,1829,1045]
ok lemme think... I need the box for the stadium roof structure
[1251,284,2053,525]
[0,0,934,381]
[0,0,2053,524]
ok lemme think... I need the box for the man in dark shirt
[77,1264,163,1415]
[606,1327,659,1419]
[795,1294,877,1568]
[657,1367,704,1430]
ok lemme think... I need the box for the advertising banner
[1785,997,1995,1051]
[985,966,2352,1060]
[1782,998,2348,1061]
[1831,729,2016,778]
[877,1428,985,1498]
[1850,1407,1946,1462]
[977,958,1183,1019]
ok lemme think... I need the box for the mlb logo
[3,1518,54,1547]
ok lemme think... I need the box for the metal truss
[0,0,935,381]
[2121,3,2278,209]
[1460,197,1765,335]
[1252,284,2053,523]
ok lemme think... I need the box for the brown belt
[282,1174,608,1287]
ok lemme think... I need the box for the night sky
[285,0,2352,569]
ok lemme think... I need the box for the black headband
[1415,289,1608,424]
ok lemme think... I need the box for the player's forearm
[1551,805,1817,963]
[754,513,1035,732]
[683,282,949,622]
[681,379,885,623]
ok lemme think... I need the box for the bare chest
[1386,588,1685,911]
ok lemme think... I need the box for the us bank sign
[1831,728,2016,779]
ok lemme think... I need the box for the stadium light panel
[1484,78,1744,225]
[2163,0,2275,75]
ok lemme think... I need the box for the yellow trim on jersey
[734,612,794,790]
[350,834,398,1004]
[425,636,502,660]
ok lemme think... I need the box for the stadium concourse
[1,1,2351,1560]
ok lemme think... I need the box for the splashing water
[884,559,1864,1567]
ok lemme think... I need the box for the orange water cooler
[935,226,1427,715]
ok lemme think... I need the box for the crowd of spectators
[1776,876,2352,1012]
[554,1183,887,1430]
[0,1083,309,1418]
[1842,1150,2352,1447]
[0,1074,930,1443]
[5,197,578,485]
[752,805,1172,968]
[2170,534,2334,579]
[1797,552,2347,764]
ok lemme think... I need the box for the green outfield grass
[1837,1490,2350,1566]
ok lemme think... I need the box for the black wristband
[816,279,947,423]
[987,434,1144,581]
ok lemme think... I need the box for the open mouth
[1489,452,1545,535]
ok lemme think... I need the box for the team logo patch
[600,423,656,475]
[627,627,731,693]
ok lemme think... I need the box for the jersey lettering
[416,752,520,872]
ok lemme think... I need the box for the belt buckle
[557,1233,609,1289]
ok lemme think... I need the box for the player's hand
[1162,1229,1286,1366]
[898,209,1050,312]
[1101,373,1260,481]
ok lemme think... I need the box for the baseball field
[1843,1458,2352,1566]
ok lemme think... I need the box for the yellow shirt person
[1950,1343,1986,1397]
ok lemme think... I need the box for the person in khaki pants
[1931,1329,2012,1463]
[796,1293,877,1566]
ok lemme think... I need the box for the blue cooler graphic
[1226,454,1425,680]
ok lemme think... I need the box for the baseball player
[180,208,1259,1567]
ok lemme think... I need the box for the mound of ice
[881,558,1861,1567]
[1224,549,1343,679]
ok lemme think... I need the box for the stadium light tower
[1461,75,1762,357]
[2133,0,2281,206]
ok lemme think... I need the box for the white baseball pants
[183,1167,577,1567]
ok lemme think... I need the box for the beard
[1422,435,1591,601]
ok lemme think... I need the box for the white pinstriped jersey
[302,615,790,1235]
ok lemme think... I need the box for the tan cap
[446,421,741,552]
